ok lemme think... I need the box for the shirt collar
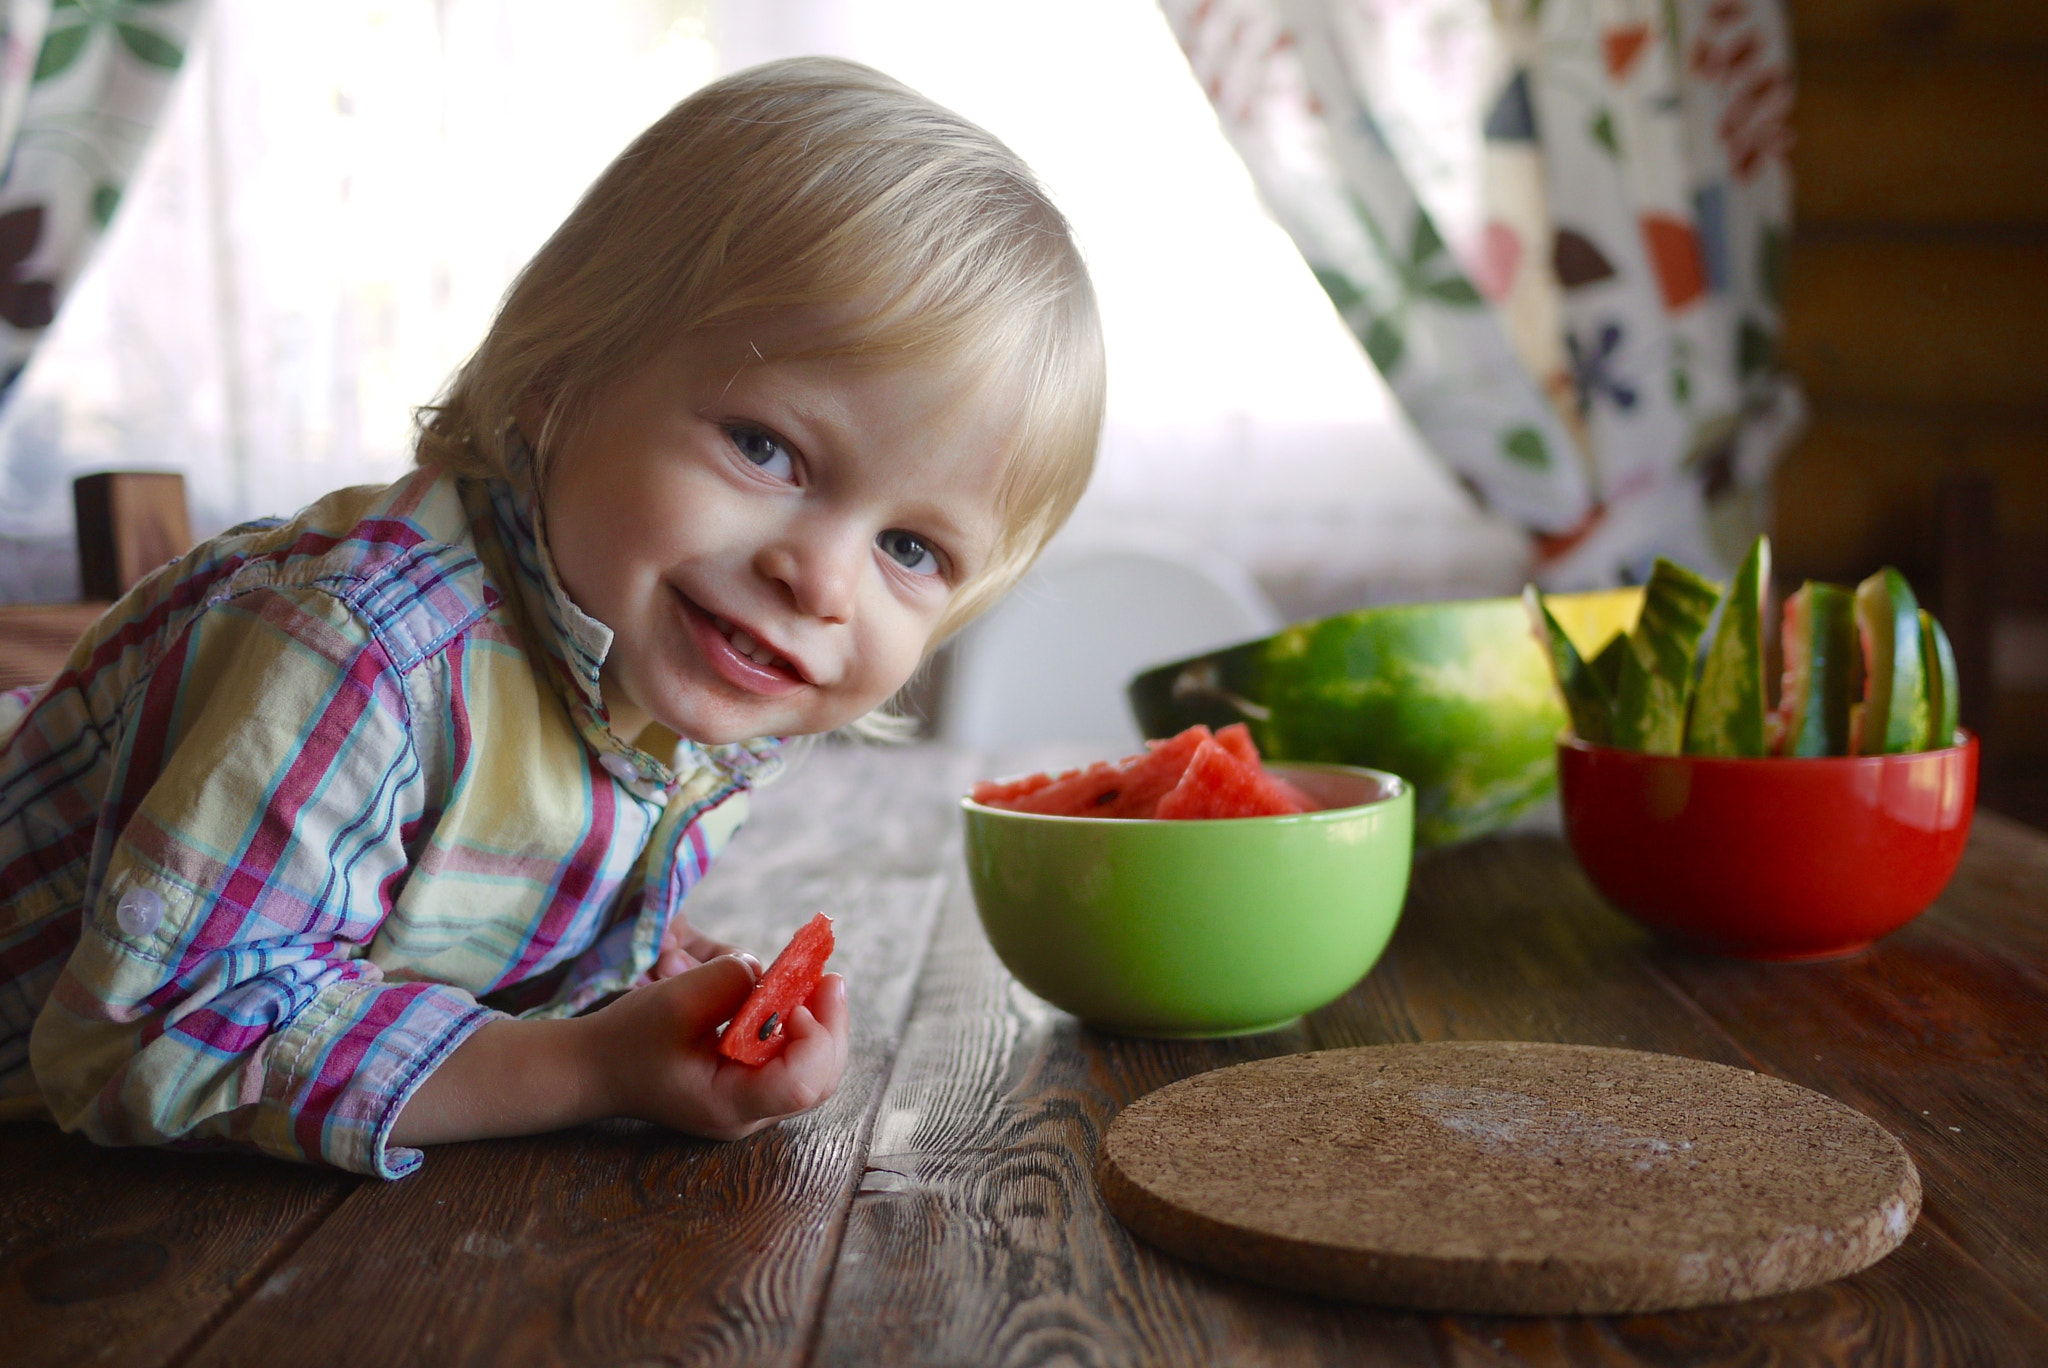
[474,432,784,794]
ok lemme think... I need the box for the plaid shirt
[0,460,779,1177]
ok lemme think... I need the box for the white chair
[937,544,1282,749]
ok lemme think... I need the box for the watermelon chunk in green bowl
[1125,589,1642,848]
[963,760,1413,1038]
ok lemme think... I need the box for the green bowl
[1126,588,1644,848]
[961,764,1414,1037]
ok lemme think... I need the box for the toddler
[0,57,1104,1177]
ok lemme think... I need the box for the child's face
[537,317,1016,745]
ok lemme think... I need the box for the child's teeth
[724,625,783,669]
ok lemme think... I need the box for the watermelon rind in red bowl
[962,763,1413,1038]
[1557,732,1979,959]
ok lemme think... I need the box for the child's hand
[589,954,850,1141]
[651,914,742,979]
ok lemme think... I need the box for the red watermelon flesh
[1213,723,1317,810]
[1003,725,1212,817]
[972,724,1316,819]
[1214,722,1258,766]
[1153,738,1309,819]
[970,770,1058,806]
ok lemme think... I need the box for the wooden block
[1097,1042,1920,1315]
[72,472,191,602]
[1789,0,2048,47]
[1795,53,2048,226]
[0,603,111,691]
[1781,239,2048,410]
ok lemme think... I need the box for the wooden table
[7,742,2047,1366]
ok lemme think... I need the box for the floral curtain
[1159,0,1802,587]
[0,0,209,398]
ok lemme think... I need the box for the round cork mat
[1097,1042,1919,1315]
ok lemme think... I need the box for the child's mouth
[713,615,795,674]
[675,590,808,696]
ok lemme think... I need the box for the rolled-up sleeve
[29,584,497,1177]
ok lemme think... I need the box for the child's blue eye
[728,426,794,480]
[878,529,940,576]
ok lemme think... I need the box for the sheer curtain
[0,0,721,599]
[0,0,1527,618]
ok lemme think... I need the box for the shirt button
[116,887,164,936]
[600,753,638,784]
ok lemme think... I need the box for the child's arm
[389,955,850,1146]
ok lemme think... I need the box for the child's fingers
[663,953,760,1037]
[652,918,745,980]
[744,976,850,1115]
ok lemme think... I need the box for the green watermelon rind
[1611,559,1722,756]
[1854,567,1928,755]
[1127,591,1639,848]
[1920,609,1961,750]
[1524,586,1613,746]
[1778,580,1859,757]
[1685,535,1771,757]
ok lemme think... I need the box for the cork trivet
[1097,1042,1919,1315]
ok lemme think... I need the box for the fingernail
[738,952,763,975]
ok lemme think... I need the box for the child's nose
[756,532,858,624]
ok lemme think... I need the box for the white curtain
[0,0,721,598]
[0,0,1531,619]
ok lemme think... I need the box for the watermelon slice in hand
[718,913,834,1066]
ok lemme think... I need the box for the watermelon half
[1126,588,1643,847]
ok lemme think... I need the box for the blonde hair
[416,56,1104,646]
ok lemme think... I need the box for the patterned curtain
[1160,0,1802,587]
[0,0,210,398]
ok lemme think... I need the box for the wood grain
[815,744,1441,1367]
[186,743,971,1368]
[9,746,2048,1366]
[0,602,109,691]
[1795,52,2048,226]
[1645,902,2048,1323]
[0,1120,354,1368]
[1927,812,2048,967]
[1789,0,2048,48]
[1766,403,2048,592]
[1310,833,2048,1361]
[1780,238,2048,411]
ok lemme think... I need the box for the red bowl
[1556,732,1978,960]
